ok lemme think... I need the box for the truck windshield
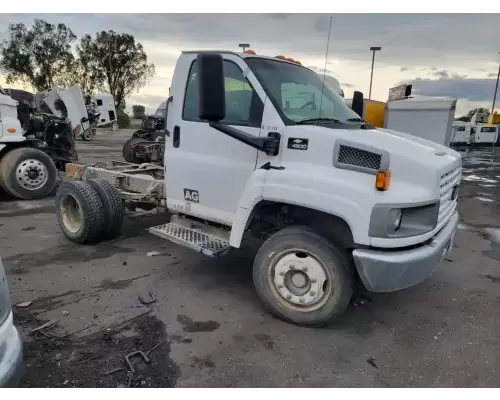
[245,58,361,126]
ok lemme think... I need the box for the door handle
[173,125,180,148]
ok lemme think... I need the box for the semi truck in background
[0,84,112,200]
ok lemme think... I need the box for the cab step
[148,223,231,258]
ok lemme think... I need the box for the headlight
[369,201,439,238]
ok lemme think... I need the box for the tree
[132,104,145,119]
[456,107,490,122]
[79,30,155,111]
[0,19,76,91]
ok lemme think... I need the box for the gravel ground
[1,132,499,387]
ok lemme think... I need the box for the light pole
[369,46,381,100]
[238,43,250,53]
[491,52,500,118]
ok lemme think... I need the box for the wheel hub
[15,159,49,190]
[271,251,329,309]
[60,194,82,234]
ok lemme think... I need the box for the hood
[280,124,462,199]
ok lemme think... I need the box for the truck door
[165,54,265,226]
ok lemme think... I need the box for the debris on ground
[367,357,378,368]
[30,319,59,334]
[62,311,69,316]
[16,301,33,308]
[124,350,151,373]
[139,292,156,305]
[146,251,161,257]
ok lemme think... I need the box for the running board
[148,223,232,258]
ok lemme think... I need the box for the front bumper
[0,313,24,388]
[353,211,458,292]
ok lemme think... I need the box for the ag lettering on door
[184,189,199,203]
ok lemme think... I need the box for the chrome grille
[337,145,382,171]
[438,166,461,226]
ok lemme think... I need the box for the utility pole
[369,46,381,100]
[491,52,500,118]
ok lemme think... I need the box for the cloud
[403,77,496,102]
[1,14,500,112]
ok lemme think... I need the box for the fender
[0,144,6,152]
[229,165,372,248]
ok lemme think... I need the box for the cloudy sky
[1,13,499,117]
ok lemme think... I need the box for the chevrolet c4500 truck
[55,50,462,327]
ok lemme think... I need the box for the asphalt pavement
[1,131,499,387]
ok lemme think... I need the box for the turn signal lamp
[375,170,391,191]
[244,49,256,54]
[7,128,16,133]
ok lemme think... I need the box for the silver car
[0,257,23,387]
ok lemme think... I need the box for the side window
[182,60,263,127]
[96,99,103,106]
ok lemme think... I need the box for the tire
[0,148,58,200]
[55,180,105,244]
[253,226,353,327]
[87,179,125,241]
[122,138,142,163]
[81,128,94,141]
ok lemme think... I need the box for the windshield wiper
[296,117,342,125]
[345,117,365,122]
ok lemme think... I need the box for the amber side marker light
[375,170,391,191]
[7,128,16,133]
[244,49,256,54]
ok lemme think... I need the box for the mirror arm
[209,121,279,156]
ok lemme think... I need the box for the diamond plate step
[148,223,231,258]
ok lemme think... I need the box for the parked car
[0,257,23,387]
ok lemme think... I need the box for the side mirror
[351,90,364,118]
[197,53,225,122]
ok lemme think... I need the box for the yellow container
[363,100,386,128]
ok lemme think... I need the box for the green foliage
[132,104,145,118]
[456,107,490,122]
[0,20,155,112]
[76,30,155,111]
[116,110,130,129]
[0,19,76,91]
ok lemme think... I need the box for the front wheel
[0,148,58,200]
[253,226,353,327]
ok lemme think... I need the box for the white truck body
[35,85,90,137]
[0,94,24,148]
[384,97,457,147]
[91,93,117,127]
[451,122,473,145]
[471,125,498,145]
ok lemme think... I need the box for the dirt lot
[1,131,500,387]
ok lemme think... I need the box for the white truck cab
[57,50,462,327]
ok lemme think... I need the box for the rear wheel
[87,179,125,241]
[55,180,105,244]
[0,148,58,200]
[253,226,353,327]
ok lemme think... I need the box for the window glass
[183,60,263,127]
